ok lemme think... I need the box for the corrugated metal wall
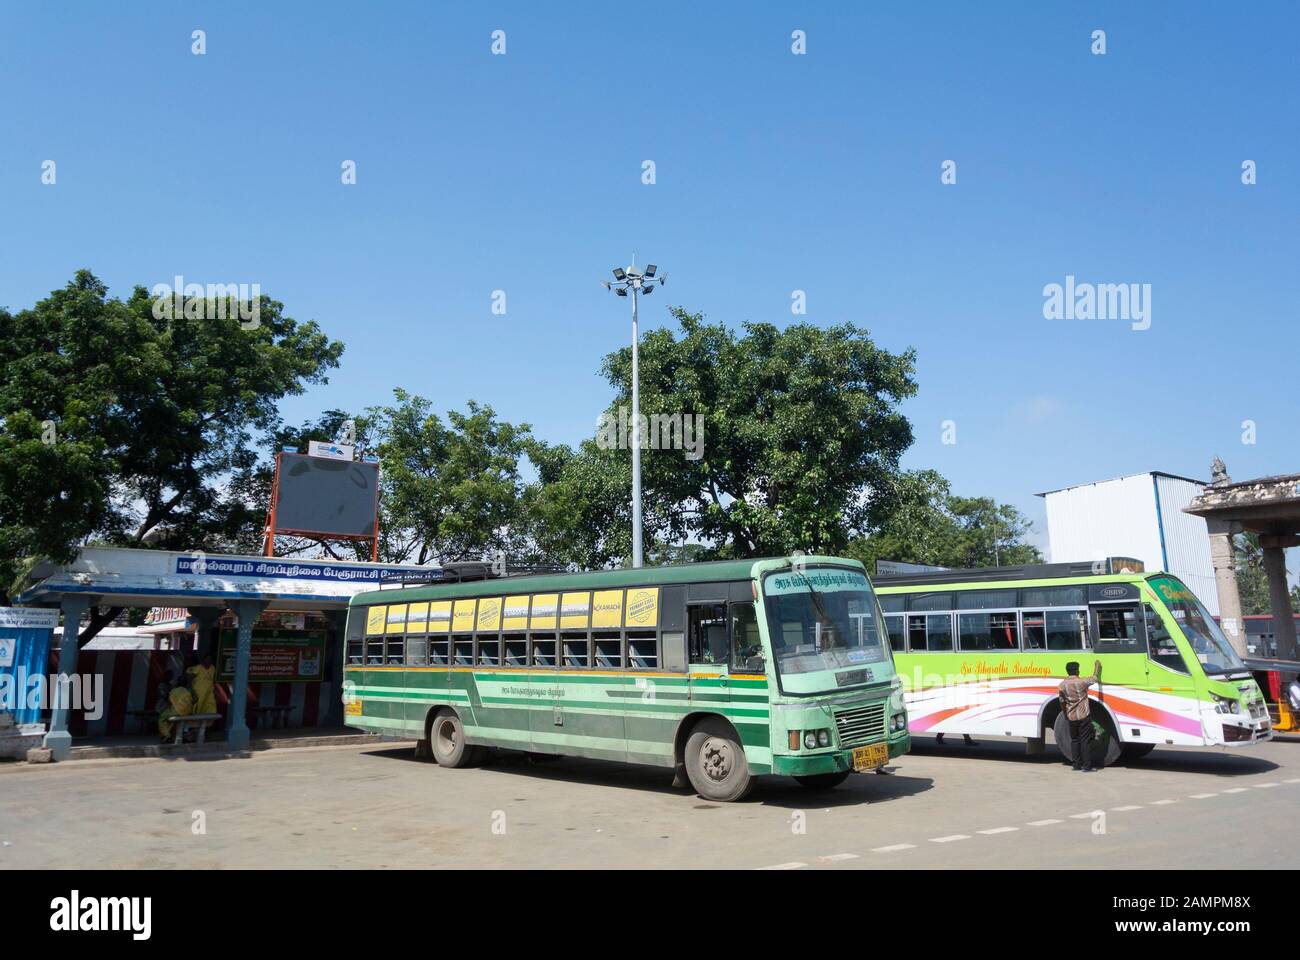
[1044,474,1164,568]
[1154,474,1219,615]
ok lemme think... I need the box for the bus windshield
[762,567,889,693]
[1148,575,1246,676]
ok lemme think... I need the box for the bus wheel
[1053,712,1122,768]
[685,718,754,802]
[429,708,479,769]
[1120,743,1156,762]
[794,772,851,791]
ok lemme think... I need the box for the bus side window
[885,615,905,652]
[729,602,763,671]
[1144,604,1188,673]
[687,603,728,664]
[1093,606,1142,654]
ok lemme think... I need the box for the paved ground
[1,735,1297,869]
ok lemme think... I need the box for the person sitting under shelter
[158,672,195,743]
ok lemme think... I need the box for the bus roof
[349,557,774,607]
[873,560,1152,588]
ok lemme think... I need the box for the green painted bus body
[342,557,910,779]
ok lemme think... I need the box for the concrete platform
[50,726,406,762]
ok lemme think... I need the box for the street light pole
[603,262,666,569]
[630,283,642,568]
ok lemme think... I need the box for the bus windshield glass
[762,567,888,693]
[1148,575,1246,676]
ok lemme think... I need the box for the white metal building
[1038,471,1219,614]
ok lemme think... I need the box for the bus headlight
[1212,694,1241,715]
[804,731,818,749]
[817,729,831,747]
[891,714,907,732]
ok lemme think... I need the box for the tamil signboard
[0,608,59,630]
[217,628,327,683]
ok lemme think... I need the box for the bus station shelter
[13,546,438,759]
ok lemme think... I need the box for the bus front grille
[834,703,886,748]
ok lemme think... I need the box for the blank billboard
[272,453,380,538]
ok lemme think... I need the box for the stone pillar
[227,600,266,751]
[1260,536,1299,661]
[44,596,91,761]
[1206,518,1247,657]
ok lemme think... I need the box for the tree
[366,390,533,565]
[846,469,1041,571]
[579,306,917,559]
[1233,533,1272,615]
[0,270,344,596]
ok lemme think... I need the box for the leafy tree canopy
[0,270,343,595]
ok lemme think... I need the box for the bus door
[686,593,732,713]
[1088,583,1149,729]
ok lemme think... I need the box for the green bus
[342,556,909,801]
[876,562,1273,766]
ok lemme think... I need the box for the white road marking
[930,834,970,843]
[1028,819,1063,826]
[1189,793,1218,799]
[1253,782,1279,789]
[1285,778,1300,784]
[759,862,806,870]
[1070,812,1099,819]
[1222,787,1248,794]
[817,853,859,862]
[872,843,916,853]
[977,827,1019,835]
[1149,799,1178,806]
[1111,805,1143,811]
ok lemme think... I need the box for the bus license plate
[852,743,888,771]
[345,700,362,716]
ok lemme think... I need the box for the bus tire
[685,718,754,802]
[1120,743,1156,762]
[794,771,851,791]
[1053,710,1122,768]
[428,708,478,769]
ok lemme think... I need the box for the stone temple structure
[1184,461,1300,660]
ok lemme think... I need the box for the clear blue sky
[2,1,1297,552]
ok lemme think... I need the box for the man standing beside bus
[1059,660,1103,772]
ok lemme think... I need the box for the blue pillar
[226,600,264,751]
[44,595,91,760]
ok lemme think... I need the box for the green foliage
[1234,533,1273,616]
[588,306,917,558]
[0,270,343,594]
[367,390,532,565]
[846,469,1041,571]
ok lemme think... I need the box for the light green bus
[876,561,1272,766]
[342,556,909,801]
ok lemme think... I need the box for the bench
[249,705,293,730]
[169,713,222,745]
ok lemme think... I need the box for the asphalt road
[2,735,1296,869]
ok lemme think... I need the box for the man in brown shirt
[1059,660,1102,772]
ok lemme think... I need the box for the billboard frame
[263,451,380,561]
